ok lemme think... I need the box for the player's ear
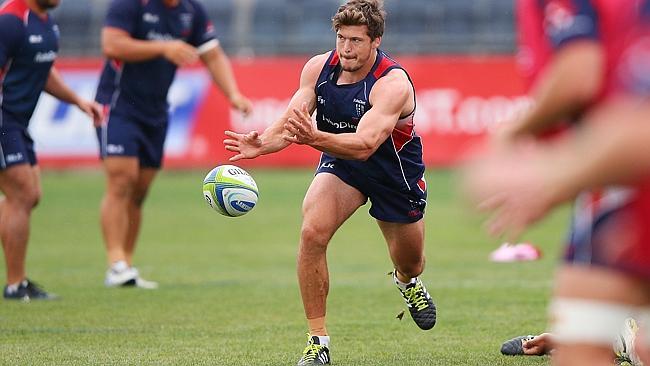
[372,36,382,49]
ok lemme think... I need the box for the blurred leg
[551,265,650,366]
[100,157,138,265]
[124,167,158,266]
[0,164,41,284]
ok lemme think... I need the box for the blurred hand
[77,99,103,127]
[229,93,253,117]
[224,130,263,162]
[461,141,560,241]
[283,102,317,145]
[163,40,198,67]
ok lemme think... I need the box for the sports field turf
[1,169,566,365]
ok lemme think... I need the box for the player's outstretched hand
[230,93,253,117]
[77,99,103,127]
[224,130,262,162]
[284,102,317,145]
[163,40,198,67]
[460,141,561,241]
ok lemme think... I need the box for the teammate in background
[463,1,650,365]
[95,0,252,289]
[224,1,436,364]
[0,0,102,300]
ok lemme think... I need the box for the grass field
[0,169,569,365]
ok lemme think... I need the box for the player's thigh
[103,156,140,190]
[377,219,425,262]
[0,163,40,203]
[554,265,650,305]
[302,172,366,236]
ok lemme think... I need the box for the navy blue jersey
[0,0,58,129]
[315,50,425,193]
[95,0,217,125]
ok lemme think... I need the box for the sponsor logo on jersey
[322,116,357,130]
[320,162,334,169]
[143,13,159,23]
[34,50,57,63]
[318,96,325,105]
[146,30,174,41]
[29,34,43,44]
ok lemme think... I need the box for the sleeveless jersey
[315,49,425,193]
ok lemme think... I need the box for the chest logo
[143,13,159,23]
[29,35,43,44]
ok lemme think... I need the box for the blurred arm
[200,45,252,115]
[503,41,604,140]
[44,67,82,105]
[101,27,197,66]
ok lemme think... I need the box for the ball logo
[202,165,259,217]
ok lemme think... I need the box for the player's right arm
[498,0,603,144]
[224,52,328,161]
[100,0,197,66]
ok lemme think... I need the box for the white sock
[5,282,20,293]
[393,271,415,290]
[316,335,330,347]
[111,260,129,273]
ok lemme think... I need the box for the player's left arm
[44,68,102,126]
[285,69,410,160]
[200,45,252,116]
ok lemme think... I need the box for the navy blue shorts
[96,111,168,169]
[315,155,427,223]
[0,128,37,169]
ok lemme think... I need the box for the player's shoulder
[302,52,331,75]
[0,0,29,24]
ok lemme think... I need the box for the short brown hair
[332,0,386,40]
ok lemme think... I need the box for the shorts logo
[106,144,125,154]
[320,162,334,169]
[5,153,23,163]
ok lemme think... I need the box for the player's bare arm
[498,41,603,144]
[102,27,197,67]
[285,68,411,161]
[44,68,102,126]
[224,52,328,161]
[200,45,252,116]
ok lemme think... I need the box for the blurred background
[28,0,523,169]
[52,0,515,57]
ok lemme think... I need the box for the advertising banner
[33,56,527,168]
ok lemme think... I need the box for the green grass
[0,169,567,365]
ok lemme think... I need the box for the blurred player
[224,1,435,364]
[464,1,650,365]
[0,0,102,300]
[95,0,252,289]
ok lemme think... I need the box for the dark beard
[35,0,58,10]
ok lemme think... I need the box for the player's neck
[25,0,48,17]
[339,50,378,84]
[162,0,181,8]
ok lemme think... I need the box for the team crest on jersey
[180,13,193,35]
[354,98,366,117]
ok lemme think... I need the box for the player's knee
[11,185,40,210]
[107,174,137,198]
[299,224,330,252]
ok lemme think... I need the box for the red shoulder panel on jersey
[373,56,397,79]
[329,51,340,66]
[0,0,29,21]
